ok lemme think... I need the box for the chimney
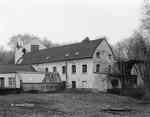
[31,44,39,52]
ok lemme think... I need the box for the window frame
[96,64,100,73]
[62,65,66,74]
[8,77,16,88]
[72,65,76,74]
[82,64,87,73]
[53,66,57,72]
[96,52,100,58]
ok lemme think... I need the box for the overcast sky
[0,0,142,49]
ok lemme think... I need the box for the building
[0,64,45,90]
[16,37,115,91]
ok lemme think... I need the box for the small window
[53,66,57,72]
[108,65,111,72]
[72,65,76,74]
[62,66,66,74]
[8,77,16,88]
[45,67,49,72]
[82,64,87,73]
[96,64,100,73]
[108,54,112,60]
[96,52,100,58]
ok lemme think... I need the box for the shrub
[123,87,145,99]
[107,88,121,95]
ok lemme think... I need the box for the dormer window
[75,52,79,55]
[96,52,100,58]
[65,53,69,57]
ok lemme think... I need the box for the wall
[33,58,94,89]
[17,72,45,83]
[92,39,115,91]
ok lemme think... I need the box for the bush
[123,87,145,99]
[107,88,121,95]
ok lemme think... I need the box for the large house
[15,37,116,91]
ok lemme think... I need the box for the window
[108,54,112,60]
[45,67,49,72]
[72,65,76,74]
[8,77,16,88]
[96,64,100,73]
[62,66,66,74]
[53,66,57,72]
[96,52,100,58]
[82,64,87,73]
[72,81,76,88]
[108,65,111,72]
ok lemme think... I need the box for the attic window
[65,53,69,57]
[96,52,100,58]
[75,52,79,55]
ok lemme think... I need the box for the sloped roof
[21,38,106,64]
[0,64,36,74]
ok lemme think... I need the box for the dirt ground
[0,91,149,117]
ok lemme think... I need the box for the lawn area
[0,90,149,117]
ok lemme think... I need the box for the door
[72,81,76,88]
[0,78,4,88]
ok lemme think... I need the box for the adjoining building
[0,64,45,92]
[15,37,116,91]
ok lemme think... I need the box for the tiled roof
[0,64,36,73]
[21,38,105,64]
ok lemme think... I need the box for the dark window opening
[45,67,48,72]
[108,65,111,72]
[62,66,66,74]
[72,81,76,88]
[96,52,100,58]
[96,64,100,72]
[109,54,112,60]
[72,65,76,74]
[53,66,56,72]
[82,64,87,73]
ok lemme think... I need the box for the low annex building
[0,64,45,89]
[16,37,115,91]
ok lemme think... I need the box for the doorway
[72,81,76,88]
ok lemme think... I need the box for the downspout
[65,61,68,88]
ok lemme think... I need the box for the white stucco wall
[17,72,45,83]
[92,39,115,91]
[33,58,94,89]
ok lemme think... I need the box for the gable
[93,39,114,59]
